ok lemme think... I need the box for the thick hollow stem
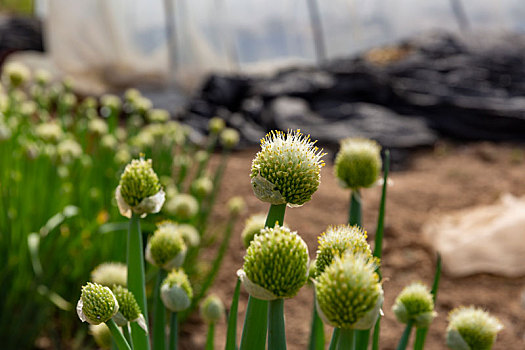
[225,278,241,350]
[337,328,355,350]
[414,328,427,350]
[349,190,362,227]
[308,294,325,350]
[396,321,414,350]
[268,298,286,350]
[153,269,167,350]
[205,323,215,350]
[122,325,133,350]
[355,329,370,350]
[106,319,132,350]
[265,203,286,228]
[329,328,341,350]
[239,296,268,350]
[169,312,178,350]
[127,214,150,350]
[372,315,381,350]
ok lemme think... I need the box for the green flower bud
[161,268,193,312]
[191,177,213,198]
[446,306,503,350]
[240,213,266,249]
[125,88,141,102]
[227,196,245,216]
[238,224,309,300]
[88,118,109,135]
[35,122,63,143]
[147,108,170,123]
[89,324,111,349]
[35,69,52,86]
[146,225,187,269]
[392,282,436,328]
[91,262,127,287]
[116,158,165,218]
[2,61,30,88]
[111,285,147,332]
[315,225,374,278]
[164,193,198,220]
[77,282,119,325]
[200,294,225,324]
[220,128,240,149]
[208,117,225,134]
[315,254,383,330]
[334,138,382,189]
[250,130,325,207]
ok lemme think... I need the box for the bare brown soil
[181,141,525,350]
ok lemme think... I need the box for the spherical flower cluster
[88,118,109,136]
[57,139,83,164]
[161,269,193,312]
[191,177,213,198]
[220,128,240,149]
[163,193,198,220]
[111,285,147,332]
[227,196,245,216]
[392,282,437,328]
[77,282,118,325]
[334,137,382,189]
[315,225,374,277]
[91,262,127,287]
[315,254,383,330]
[2,61,30,88]
[208,117,225,134]
[240,214,266,248]
[238,224,309,300]
[145,225,187,270]
[35,69,52,86]
[250,130,325,207]
[116,158,165,218]
[200,294,225,324]
[446,306,503,350]
[35,122,64,143]
[157,220,200,247]
[147,108,170,123]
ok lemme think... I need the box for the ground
[181,141,525,350]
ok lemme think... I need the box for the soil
[180,141,525,350]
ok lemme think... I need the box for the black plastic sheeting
[0,15,44,65]
[182,31,525,157]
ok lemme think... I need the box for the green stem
[205,323,215,350]
[308,294,324,350]
[329,328,341,350]
[106,319,132,350]
[337,328,355,350]
[349,190,361,227]
[268,298,286,350]
[153,269,167,350]
[355,330,370,350]
[169,312,178,350]
[413,328,426,350]
[372,316,381,350]
[127,213,150,350]
[225,278,241,350]
[122,325,133,350]
[265,203,286,228]
[396,321,414,350]
[373,150,390,261]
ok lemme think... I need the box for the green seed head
[250,130,325,207]
[446,306,503,350]
[91,262,127,288]
[220,128,240,149]
[392,282,436,328]
[89,324,112,349]
[146,225,187,269]
[315,254,383,330]
[2,62,30,88]
[239,224,309,300]
[209,117,225,134]
[111,285,141,323]
[335,138,382,189]
[77,282,118,325]
[241,213,266,249]
[164,194,198,220]
[161,268,193,312]
[191,177,213,198]
[200,294,225,324]
[116,158,165,217]
[227,196,246,216]
[315,225,374,278]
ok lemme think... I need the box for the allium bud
[101,134,118,150]
[100,94,121,117]
[163,194,198,220]
[147,108,170,123]
[191,177,213,198]
[227,196,245,216]
[392,282,436,328]
[89,324,112,349]
[315,225,374,278]
[156,220,200,247]
[2,62,30,88]
[200,294,225,324]
[77,282,119,325]
[35,122,63,143]
[446,306,503,350]
[88,118,109,135]
[116,158,165,218]
[161,269,193,312]
[35,69,52,86]
[111,285,147,332]
[238,224,309,300]
[315,254,383,330]
[250,130,325,207]
[145,225,187,270]
[208,117,225,134]
[91,262,127,287]
[57,139,83,164]
[220,128,240,149]
[334,138,382,189]
[240,213,266,249]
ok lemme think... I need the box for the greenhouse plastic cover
[42,0,525,92]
